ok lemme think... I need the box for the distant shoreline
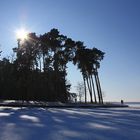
[0,100,128,108]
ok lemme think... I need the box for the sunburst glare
[15,28,28,40]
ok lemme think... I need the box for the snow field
[0,107,140,140]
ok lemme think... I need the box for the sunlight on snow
[20,115,40,123]
[87,122,116,129]
[0,108,140,140]
[0,112,11,117]
[52,117,64,123]
[59,130,82,137]
[0,107,22,111]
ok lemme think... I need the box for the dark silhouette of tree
[73,46,105,104]
[0,28,105,103]
[92,48,105,103]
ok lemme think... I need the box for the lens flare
[16,28,28,40]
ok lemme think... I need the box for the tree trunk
[89,75,93,100]
[91,75,97,103]
[42,53,45,72]
[86,76,93,103]
[94,74,101,103]
[39,57,42,72]
[83,77,87,103]
[96,72,103,104]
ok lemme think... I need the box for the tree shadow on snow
[0,107,140,140]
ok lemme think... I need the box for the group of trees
[0,28,104,103]
[73,46,104,103]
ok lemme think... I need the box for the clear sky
[0,0,140,102]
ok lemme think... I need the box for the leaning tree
[73,46,105,104]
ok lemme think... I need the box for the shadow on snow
[0,107,140,140]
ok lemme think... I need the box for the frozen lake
[0,107,140,140]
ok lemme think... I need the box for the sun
[16,28,28,40]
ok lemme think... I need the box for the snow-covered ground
[0,107,140,140]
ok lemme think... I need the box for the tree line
[0,28,105,103]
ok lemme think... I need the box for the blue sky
[0,0,140,101]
